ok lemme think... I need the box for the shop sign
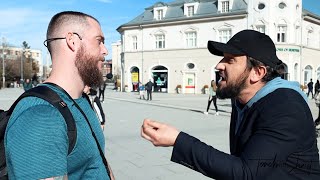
[131,72,139,83]
[276,48,300,52]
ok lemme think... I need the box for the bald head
[46,11,100,53]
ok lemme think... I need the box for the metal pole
[2,37,5,89]
[21,49,24,81]
[140,25,144,84]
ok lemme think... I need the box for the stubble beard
[216,69,249,99]
[75,45,103,88]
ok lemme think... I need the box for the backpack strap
[8,85,76,154]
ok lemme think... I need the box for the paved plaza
[0,86,320,180]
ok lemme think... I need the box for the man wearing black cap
[141,30,320,179]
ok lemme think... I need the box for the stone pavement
[103,86,320,120]
[1,86,319,119]
[0,86,320,180]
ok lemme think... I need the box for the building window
[258,3,265,10]
[187,63,195,69]
[219,29,232,43]
[222,1,230,13]
[307,30,312,46]
[155,34,165,49]
[294,63,298,81]
[186,32,197,48]
[256,25,265,33]
[157,9,163,20]
[304,65,312,85]
[132,36,137,50]
[279,2,286,9]
[277,25,287,43]
[187,6,194,17]
[317,67,320,80]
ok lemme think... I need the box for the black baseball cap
[207,30,282,68]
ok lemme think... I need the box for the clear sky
[0,0,319,64]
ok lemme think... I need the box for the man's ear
[66,32,76,51]
[250,66,267,83]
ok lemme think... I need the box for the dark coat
[145,81,153,91]
[171,88,320,180]
[99,81,107,91]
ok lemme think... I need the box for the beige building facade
[117,0,320,93]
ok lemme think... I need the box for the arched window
[304,65,313,85]
[294,63,298,81]
[317,67,320,80]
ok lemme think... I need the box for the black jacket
[171,88,320,180]
[145,81,153,91]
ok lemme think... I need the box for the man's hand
[141,119,180,147]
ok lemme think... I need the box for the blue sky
[0,0,319,64]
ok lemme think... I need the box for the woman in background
[84,86,106,130]
[204,80,219,115]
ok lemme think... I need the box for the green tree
[22,41,30,49]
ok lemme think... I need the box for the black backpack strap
[82,93,92,107]
[45,82,111,179]
[8,86,76,154]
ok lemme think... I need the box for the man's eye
[98,39,105,44]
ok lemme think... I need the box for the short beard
[75,45,103,88]
[216,69,249,99]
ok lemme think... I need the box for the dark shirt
[145,81,153,91]
[308,81,314,90]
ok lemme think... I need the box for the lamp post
[2,37,6,89]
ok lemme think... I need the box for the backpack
[0,85,77,179]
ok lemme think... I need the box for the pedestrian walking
[315,80,320,98]
[307,79,314,98]
[141,30,320,180]
[99,78,107,102]
[4,11,114,179]
[84,86,106,130]
[145,79,154,101]
[204,80,219,115]
[139,82,146,100]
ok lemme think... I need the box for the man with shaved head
[5,11,114,179]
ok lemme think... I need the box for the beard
[216,69,250,99]
[75,45,104,88]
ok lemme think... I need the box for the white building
[117,0,320,93]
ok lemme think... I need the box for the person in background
[145,79,154,101]
[22,78,33,91]
[84,86,106,130]
[307,78,314,98]
[99,77,107,102]
[141,30,320,179]
[138,81,146,100]
[315,79,320,98]
[204,80,219,115]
